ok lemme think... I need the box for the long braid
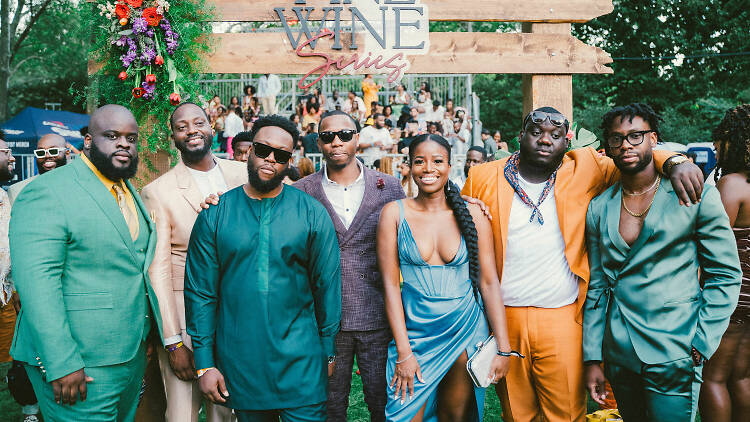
[444,180,481,303]
[713,104,750,183]
[408,134,482,303]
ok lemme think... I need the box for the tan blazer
[141,158,247,341]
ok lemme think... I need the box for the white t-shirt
[359,126,393,159]
[500,175,579,308]
[223,113,244,138]
[425,106,445,123]
[186,163,229,198]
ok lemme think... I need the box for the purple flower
[141,81,156,100]
[132,17,148,34]
[121,50,137,67]
[140,47,157,63]
[146,28,154,38]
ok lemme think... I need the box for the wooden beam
[522,23,573,121]
[211,0,614,23]
[201,32,613,75]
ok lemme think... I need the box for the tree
[0,0,56,120]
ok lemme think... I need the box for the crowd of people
[0,98,747,422]
[202,76,510,177]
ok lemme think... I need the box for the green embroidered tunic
[185,185,341,410]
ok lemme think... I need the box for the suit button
[359,274,365,280]
[139,248,145,252]
[359,250,365,256]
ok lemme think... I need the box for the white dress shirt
[223,113,245,138]
[500,175,579,308]
[321,161,366,230]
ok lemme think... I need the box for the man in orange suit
[462,107,704,421]
[141,102,246,422]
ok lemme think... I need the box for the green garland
[81,0,214,154]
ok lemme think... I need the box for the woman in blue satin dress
[377,134,515,421]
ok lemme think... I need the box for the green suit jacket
[9,158,163,381]
[583,178,741,369]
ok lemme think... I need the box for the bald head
[85,104,139,181]
[35,133,69,174]
[88,104,137,136]
[37,134,66,149]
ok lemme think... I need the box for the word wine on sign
[274,0,430,88]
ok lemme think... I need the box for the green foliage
[82,0,214,153]
[7,0,87,115]
[572,0,750,143]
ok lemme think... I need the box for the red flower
[115,3,130,19]
[154,55,164,66]
[142,7,163,26]
[132,87,144,98]
[169,92,181,106]
[125,0,143,7]
[566,130,574,141]
[145,74,156,84]
[376,178,385,189]
[118,71,128,81]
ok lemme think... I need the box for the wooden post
[521,23,574,122]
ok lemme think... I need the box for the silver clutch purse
[466,335,498,388]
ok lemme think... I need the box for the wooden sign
[211,0,614,23]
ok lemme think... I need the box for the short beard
[616,150,653,175]
[38,156,67,174]
[175,137,212,164]
[247,161,290,193]
[88,141,139,181]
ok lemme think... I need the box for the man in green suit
[583,103,742,421]
[10,105,163,421]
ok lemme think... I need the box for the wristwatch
[664,155,689,175]
[327,355,336,365]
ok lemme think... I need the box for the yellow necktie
[113,184,139,241]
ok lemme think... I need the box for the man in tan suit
[141,102,246,421]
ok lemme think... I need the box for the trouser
[326,328,390,422]
[0,300,16,362]
[235,402,326,422]
[157,332,235,422]
[496,303,586,422]
[260,96,277,115]
[26,342,147,422]
[605,357,703,422]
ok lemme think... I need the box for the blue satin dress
[385,200,489,421]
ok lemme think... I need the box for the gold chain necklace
[622,177,661,218]
[622,175,660,196]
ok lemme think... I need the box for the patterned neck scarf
[504,152,558,225]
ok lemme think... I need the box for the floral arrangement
[84,0,213,153]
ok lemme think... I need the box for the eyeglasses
[606,130,655,148]
[523,111,569,128]
[252,142,292,164]
[318,129,357,144]
[33,148,64,158]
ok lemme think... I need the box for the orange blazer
[462,147,676,322]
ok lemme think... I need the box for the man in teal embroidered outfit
[184,115,341,422]
[583,104,741,421]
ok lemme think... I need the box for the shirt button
[359,274,365,279]
[346,209,349,212]
[359,250,365,256]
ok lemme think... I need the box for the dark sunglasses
[33,148,64,158]
[252,142,292,164]
[319,129,357,144]
[524,111,569,128]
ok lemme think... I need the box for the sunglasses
[33,148,64,158]
[524,111,569,128]
[252,142,292,164]
[319,129,357,144]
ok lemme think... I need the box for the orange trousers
[0,301,17,362]
[496,303,586,422]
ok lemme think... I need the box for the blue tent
[1,107,89,154]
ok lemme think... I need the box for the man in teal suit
[583,104,741,421]
[10,105,163,421]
